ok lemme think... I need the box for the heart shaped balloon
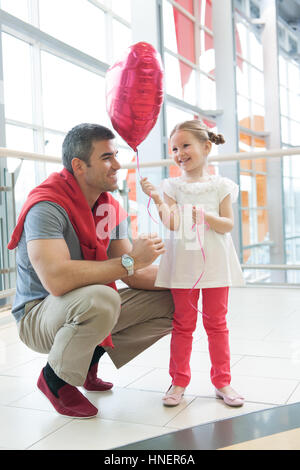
[106,42,164,151]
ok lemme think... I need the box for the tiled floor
[0,286,300,450]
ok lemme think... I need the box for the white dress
[154,175,245,289]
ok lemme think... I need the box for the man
[8,123,174,418]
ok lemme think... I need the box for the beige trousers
[17,285,174,386]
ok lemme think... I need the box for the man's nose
[112,157,121,170]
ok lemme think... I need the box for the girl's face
[170,130,211,173]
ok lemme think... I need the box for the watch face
[123,256,133,268]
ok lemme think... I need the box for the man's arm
[27,235,165,297]
[107,238,167,291]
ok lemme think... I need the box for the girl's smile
[170,130,211,178]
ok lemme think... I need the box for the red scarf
[8,168,128,348]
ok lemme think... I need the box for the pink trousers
[170,287,230,389]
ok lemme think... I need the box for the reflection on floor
[0,286,300,450]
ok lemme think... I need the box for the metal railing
[1,145,300,300]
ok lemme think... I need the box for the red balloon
[106,42,164,151]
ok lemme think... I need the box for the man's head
[62,123,116,174]
[62,124,121,203]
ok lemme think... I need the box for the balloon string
[136,148,159,224]
[189,212,210,318]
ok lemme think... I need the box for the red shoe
[83,363,113,392]
[37,369,98,418]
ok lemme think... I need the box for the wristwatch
[121,254,134,276]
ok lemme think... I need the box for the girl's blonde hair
[170,120,225,146]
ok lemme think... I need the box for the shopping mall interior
[0,0,300,451]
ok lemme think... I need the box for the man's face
[83,139,121,193]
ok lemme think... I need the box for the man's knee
[81,285,121,330]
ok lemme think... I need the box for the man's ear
[71,157,85,175]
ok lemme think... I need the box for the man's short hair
[62,123,116,174]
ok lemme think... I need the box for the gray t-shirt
[12,201,128,322]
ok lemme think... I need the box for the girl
[140,120,245,407]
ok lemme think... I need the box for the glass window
[111,0,132,22]
[236,22,248,59]
[291,155,300,176]
[5,124,35,217]
[250,67,264,105]
[278,55,287,85]
[198,0,212,29]
[38,0,106,62]
[172,9,196,65]
[281,116,289,143]
[165,105,195,137]
[236,61,249,97]
[1,0,29,22]
[288,36,298,55]
[290,120,300,146]
[2,34,33,123]
[44,131,64,175]
[252,102,265,122]
[280,86,288,116]
[41,52,108,132]
[199,31,215,76]
[289,91,300,122]
[199,73,216,109]
[249,31,263,70]
[237,95,250,123]
[288,62,300,92]
[163,1,179,54]
[164,53,186,100]
[179,0,194,16]
[112,20,132,62]
[250,1,260,19]
[283,156,290,177]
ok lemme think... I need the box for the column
[212,0,242,258]
[260,0,285,282]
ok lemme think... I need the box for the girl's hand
[140,177,160,202]
[192,206,205,225]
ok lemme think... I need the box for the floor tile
[81,387,195,426]
[125,346,171,369]
[128,367,215,398]
[0,342,41,373]
[0,405,70,449]
[229,338,295,358]
[189,350,242,373]
[28,418,172,450]
[0,375,36,405]
[231,375,298,405]
[0,325,20,347]
[287,383,300,404]
[232,356,300,380]
[3,356,47,379]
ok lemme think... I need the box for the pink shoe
[162,385,185,407]
[215,388,245,407]
[83,364,113,392]
[37,369,98,418]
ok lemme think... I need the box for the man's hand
[130,233,165,270]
